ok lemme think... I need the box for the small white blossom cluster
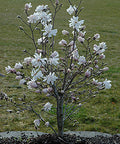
[93,42,107,54]
[92,78,111,89]
[5,50,59,89]
[43,102,52,112]
[67,5,84,32]
[27,3,57,38]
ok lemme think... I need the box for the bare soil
[0,133,120,144]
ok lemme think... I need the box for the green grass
[0,0,120,134]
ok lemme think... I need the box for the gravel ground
[0,131,120,144]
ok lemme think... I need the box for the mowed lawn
[0,0,120,134]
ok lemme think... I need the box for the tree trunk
[57,94,64,137]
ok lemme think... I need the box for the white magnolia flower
[25,3,32,11]
[67,5,76,15]
[27,13,39,23]
[14,62,23,69]
[19,79,26,85]
[35,5,48,12]
[92,78,98,85]
[93,42,107,54]
[97,82,103,89]
[43,102,52,111]
[37,37,46,45]
[69,16,84,32]
[5,66,15,74]
[78,56,86,65]
[27,79,38,89]
[31,68,43,80]
[49,51,59,66]
[23,57,32,65]
[99,42,107,50]
[49,57,59,66]
[31,53,47,67]
[34,119,40,128]
[79,31,86,37]
[43,24,57,37]
[43,72,58,85]
[39,12,51,25]
[103,79,111,89]
[72,49,79,60]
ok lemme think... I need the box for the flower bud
[7,109,13,113]
[89,67,93,71]
[80,25,86,31]
[68,41,74,47]
[94,60,98,64]
[62,30,69,35]
[92,78,98,85]
[85,69,91,77]
[34,119,40,128]
[25,3,32,11]
[16,75,22,80]
[46,94,51,97]
[61,90,64,94]
[55,0,59,5]
[87,37,91,41]
[67,68,71,73]
[78,36,85,43]
[36,49,42,54]
[93,33,100,41]
[27,80,37,88]
[16,71,21,75]
[17,15,21,19]
[79,31,86,37]
[95,65,99,69]
[19,79,26,85]
[42,88,48,94]
[88,61,92,64]
[48,87,53,92]
[45,121,50,127]
[99,53,105,59]
[103,67,109,71]
[14,62,23,69]
[78,103,82,107]
[19,26,24,31]
[59,39,67,46]
[37,37,46,45]
[35,90,41,93]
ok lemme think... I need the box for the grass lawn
[0,0,120,134]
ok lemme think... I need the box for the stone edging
[0,131,119,139]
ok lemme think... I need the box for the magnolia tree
[4,0,111,137]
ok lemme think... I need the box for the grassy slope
[0,0,120,134]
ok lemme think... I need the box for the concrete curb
[0,131,46,139]
[0,131,118,139]
[64,131,112,138]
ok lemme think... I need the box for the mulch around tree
[0,133,120,144]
